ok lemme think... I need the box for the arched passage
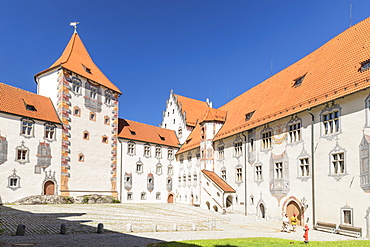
[44,181,55,195]
[167,194,174,203]
[286,201,302,226]
[259,203,266,218]
[226,195,233,208]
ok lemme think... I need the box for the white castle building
[2,17,370,238]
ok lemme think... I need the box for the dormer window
[26,104,36,111]
[82,64,92,74]
[245,111,255,121]
[361,60,370,72]
[293,75,305,88]
[130,130,136,135]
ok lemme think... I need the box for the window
[193,173,198,186]
[89,112,96,121]
[288,120,301,143]
[261,129,272,149]
[178,127,182,138]
[136,161,143,173]
[173,119,175,124]
[187,152,192,162]
[332,152,345,175]
[26,104,36,111]
[293,75,305,87]
[167,148,173,160]
[236,166,243,183]
[90,86,97,99]
[179,155,184,164]
[155,146,161,159]
[8,169,21,190]
[73,106,81,117]
[182,174,186,187]
[127,192,133,200]
[144,144,151,157]
[44,124,55,140]
[167,165,173,176]
[234,139,243,156]
[323,110,340,135]
[188,174,191,187]
[104,90,113,105]
[78,153,84,162]
[102,135,108,144]
[82,64,92,74]
[255,163,262,181]
[201,127,205,140]
[299,158,309,177]
[104,116,110,125]
[156,192,161,200]
[0,135,8,165]
[275,162,283,179]
[21,118,34,137]
[218,144,224,160]
[71,77,82,94]
[156,163,162,175]
[361,60,370,72]
[127,142,135,155]
[83,131,89,140]
[343,209,353,225]
[249,138,254,152]
[221,168,226,180]
[245,111,255,121]
[15,141,29,164]
[141,192,146,200]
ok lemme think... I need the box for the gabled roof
[175,94,210,127]
[118,118,179,148]
[35,32,121,94]
[199,108,226,124]
[214,17,370,140]
[202,170,235,193]
[0,83,61,124]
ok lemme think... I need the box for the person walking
[282,213,290,232]
[290,214,298,232]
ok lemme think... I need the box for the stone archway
[44,181,55,195]
[226,195,233,208]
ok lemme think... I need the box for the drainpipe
[241,131,248,216]
[308,109,316,226]
[118,139,123,203]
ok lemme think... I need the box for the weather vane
[70,22,79,33]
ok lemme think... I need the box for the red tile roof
[118,118,179,147]
[202,170,235,193]
[214,17,370,141]
[0,83,61,124]
[35,33,121,94]
[200,108,226,124]
[175,94,210,127]
[179,16,370,153]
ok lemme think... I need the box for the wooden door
[167,194,173,203]
[44,181,55,195]
[286,201,302,226]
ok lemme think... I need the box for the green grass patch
[147,237,368,247]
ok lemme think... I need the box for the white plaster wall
[119,140,178,203]
[0,113,62,203]
[67,74,115,196]
[36,70,59,107]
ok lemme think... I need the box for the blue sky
[1,1,370,127]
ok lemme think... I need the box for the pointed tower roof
[35,32,121,94]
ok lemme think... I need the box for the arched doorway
[167,194,174,203]
[226,195,233,208]
[44,181,55,195]
[259,203,266,218]
[286,201,302,226]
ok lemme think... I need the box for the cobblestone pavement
[0,203,361,246]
